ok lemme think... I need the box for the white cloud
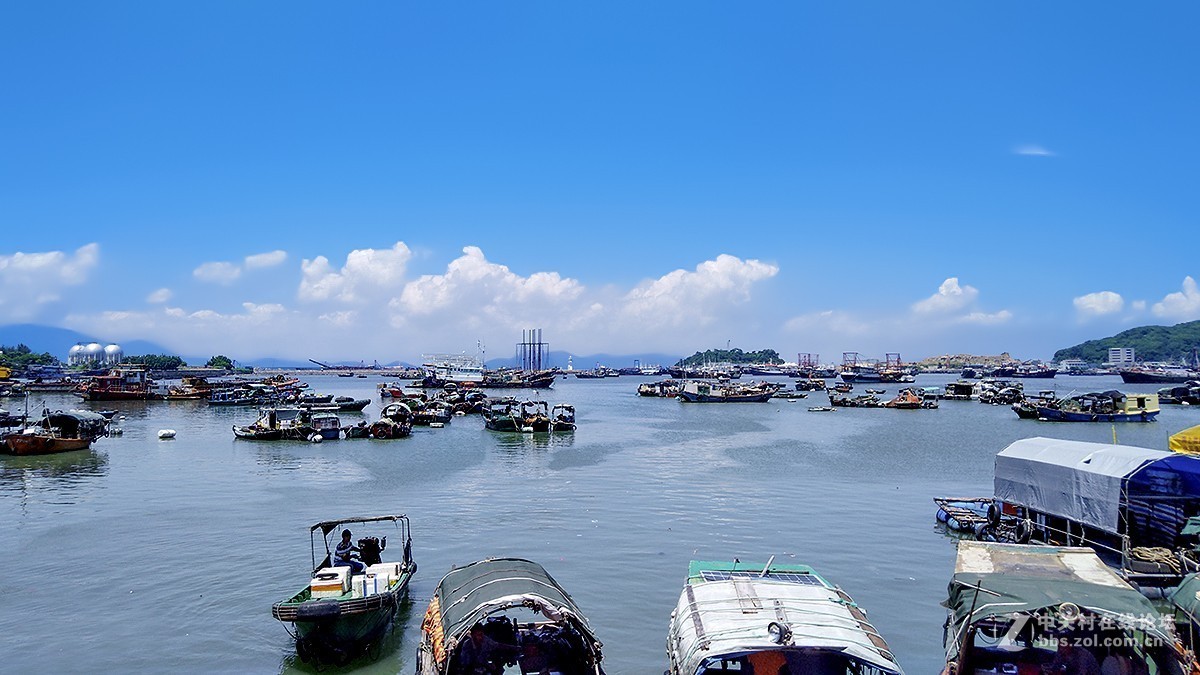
[243,250,288,270]
[1014,144,1055,157]
[300,242,412,303]
[783,310,871,336]
[0,243,100,320]
[958,310,1013,325]
[393,246,585,331]
[912,278,979,314]
[1131,300,1147,312]
[620,255,778,327]
[1073,291,1124,317]
[193,261,242,285]
[1152,276,1200,321]
[146,288,173,304]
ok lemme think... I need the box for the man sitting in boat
[1042,635,1102,675]
[457,623,515,675]
[333,529,365,575]
[517,640,552,675]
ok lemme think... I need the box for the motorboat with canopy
[271,514,415,666]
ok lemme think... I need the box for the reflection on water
[0,449,108,490]
[278,596,415,675]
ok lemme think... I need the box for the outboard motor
[357,536,386,567]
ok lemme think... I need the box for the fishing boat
[1025,391,1159,422]
[1167,573,1200,673]
[76,365,156,401]
[232,407,314,441]
[311,412,342,441]
[882,387,937,409]
[951,436,1200,585]
[2,410,108,456]
[1120,366,1199,384]
[638,380,682,397]
[416,558,605,675]
[518,400,551,432]
[482,398,520,432]
[942,380,977,401]
[807,406,835,412]
[369,403,413,439]
[666,559,903,675]
[678,380,776,403]
[941,541,1187,675]
[271,515,415,666]
[550,404,576,431]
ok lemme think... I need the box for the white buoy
[521,426,534,433]
[158,429,176,440]
[430,422,445,428]
[309,433,323,443]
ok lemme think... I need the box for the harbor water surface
[1,374,1193,673]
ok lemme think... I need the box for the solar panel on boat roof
[700,570,823,586]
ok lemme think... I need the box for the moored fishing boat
[678,380,777,403]
[638,379,682,397]
[76,365,156,401]
[369,403,413,439]
[482,398,520,432]
[311,412,342,441]
[232,407,315,441]
[416,557,605,675]
[550,404,576,431]
[666,559,903,675]
[941,541,1188,675]
[271,515,415,666]
[2,410,108,456]
[1026,390,1159,422]
[517,400,551,432]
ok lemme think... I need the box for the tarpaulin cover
[994,437,1167,533]
[1171,425,1200,455]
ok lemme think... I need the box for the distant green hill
[677,348,782,367]
[1054,320,1200,364]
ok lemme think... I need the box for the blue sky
[2,2,1197,362]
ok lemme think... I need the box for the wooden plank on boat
[684,584,708,647]
[733,577,763,613]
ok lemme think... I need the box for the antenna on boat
[759,555,775,577]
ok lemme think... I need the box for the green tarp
[1170,573,1200,622]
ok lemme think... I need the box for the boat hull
[1034,407,1159,422]
[2,434,91,456]
[1120,370,1196,384]
[678,391,772,402]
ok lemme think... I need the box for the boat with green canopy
[416,557,605,674]
[271,514,416,666]
[942,541,1188,675]
[666,559,903,675]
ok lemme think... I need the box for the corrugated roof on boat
[670,561,903,674]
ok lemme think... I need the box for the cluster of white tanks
[67,342,123,366]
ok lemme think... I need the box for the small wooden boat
[667,559,903,674]
[807,406,836,412]
[678,380,777,403]
[272,515,416,666]
[1027,391,1160,422]
[550,404,576,431]
[369,403,414,439]
[416,558,605,675]
[232,407,314,441]
[2,410,108,456]
[482,398,520,432]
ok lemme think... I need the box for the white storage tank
[103,344,123,365]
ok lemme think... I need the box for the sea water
[0,374,1189,673]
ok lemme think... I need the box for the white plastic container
[310,567,350,598]
[354,573,391,597]
[366,562,401,578]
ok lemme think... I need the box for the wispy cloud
[244,250,288,270]
[1013,144,1056,157]
[146,288,173,304]
[193,261,242,285]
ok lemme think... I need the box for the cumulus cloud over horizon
[0,243,100,320]
[1153,276,1200,321]
[64,246,781,358]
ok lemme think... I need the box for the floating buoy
[158,429,176,440]
[521,426,534,433]
[430,422,445,428]
[110,427,124,436]
[309,434,323,443]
